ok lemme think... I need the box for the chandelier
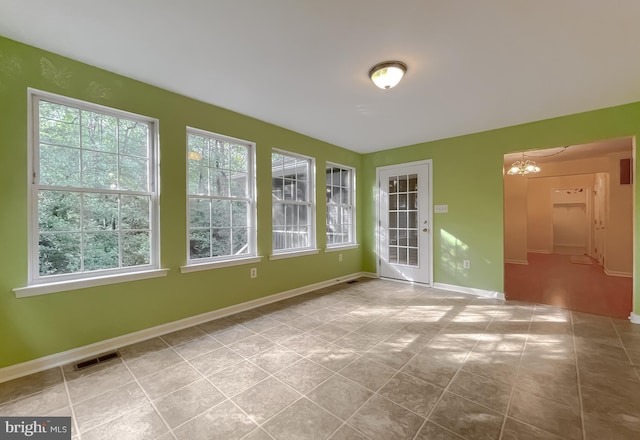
[507,152,540,175]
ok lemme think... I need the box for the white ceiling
[2,1,640,153]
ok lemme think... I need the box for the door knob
[422,228,429,232]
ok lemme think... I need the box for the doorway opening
[503,138,634,319]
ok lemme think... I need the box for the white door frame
[375,160,433,285]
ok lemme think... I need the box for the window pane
[118,120,148,157]
[39,101,80,147]
[229,145,248,172]
[81,110,117,152]
[39,232,81,275]
[232,228,248,254]
[83,231,119,270]
[83,193,118,231]
[283,178,295,201]
[230,172,247,197]
[122,231,150,267]
[189,198,211,228]
[121,195,150,230]
[190,230,211,260]
[82,150,118,189]
[212,228,231,256]
[210,169,229,197]
[232,201,248,227]
[188,135,209,166]
[40,144,80,187]
[272,203,285,227]
[210,141,229,170]
[212,200,231,228]
[119,156,148,191]
[38,191,80,232]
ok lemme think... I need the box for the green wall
[363,105,639,307]
[1,35,639,369]
[0,37,362,368]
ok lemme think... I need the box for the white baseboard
[604,268,633,278]
[0,272,371,384]
[527,249,551,254]
[504,259,528,265]
[433,282,505,300]
[630,313,640,324]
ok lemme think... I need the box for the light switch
[434,205,448,213]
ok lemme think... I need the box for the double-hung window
[326,163,356,247]
[186,128,256,265]
[29,90,159,285]
[271,150,315,254]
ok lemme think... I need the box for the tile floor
[1,278,640,440]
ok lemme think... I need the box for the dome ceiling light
[369,61,407,90]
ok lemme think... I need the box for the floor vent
[74,351,120,370]
[346,280,359,284]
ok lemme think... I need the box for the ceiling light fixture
[507,152,541,176]
[369,61,407,90]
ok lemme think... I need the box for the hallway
[505,253,632,319]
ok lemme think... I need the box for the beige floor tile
[0,384,69,416]
[378,372,443,417]
[304,344,359,372]
[0,368,63,404]
[249,346,303,374]
[137,362,201,400]
[328,424,369,440]
[339,357,396,392]
[414,421,464,440]
[66,360,135,403]
[189,347,244,377]
[208,360,268,397]
[348,394,424,440]
[154,378,225,428]
[448,370,511,413]
[263,397,342,440]
[172,334,223,359]
[501,417,564,440]
[429,392,503,440]
[227,334,275,358]
[81,404,167,440]
[122,348,183,379]
[160,326,207,346]
[73,382,148,433]
[275,358,333,393]
[173,399,256,440]
[231,377,300,424]
[402,355,460,388]
[307,375,372,420]
[508,388,582,440]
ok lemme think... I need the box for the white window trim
[180,256,263,273]
[24,89,162,290]
[324,244,359,252]
[185,127,257,266]
[14,269,169,298]
[271,148,316,254]
[325,161,357,248]
[269,249,320,260]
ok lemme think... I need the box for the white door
[377,162,431,284]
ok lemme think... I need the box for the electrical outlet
[250,267,257,278]
[338,253,343,262]
[463,260,470,269]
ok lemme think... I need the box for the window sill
[269,249,320,260]
[325,244,359,252]
[180,256,263,273]
[14,269,170,298]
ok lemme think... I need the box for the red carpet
[505,253,632,319]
